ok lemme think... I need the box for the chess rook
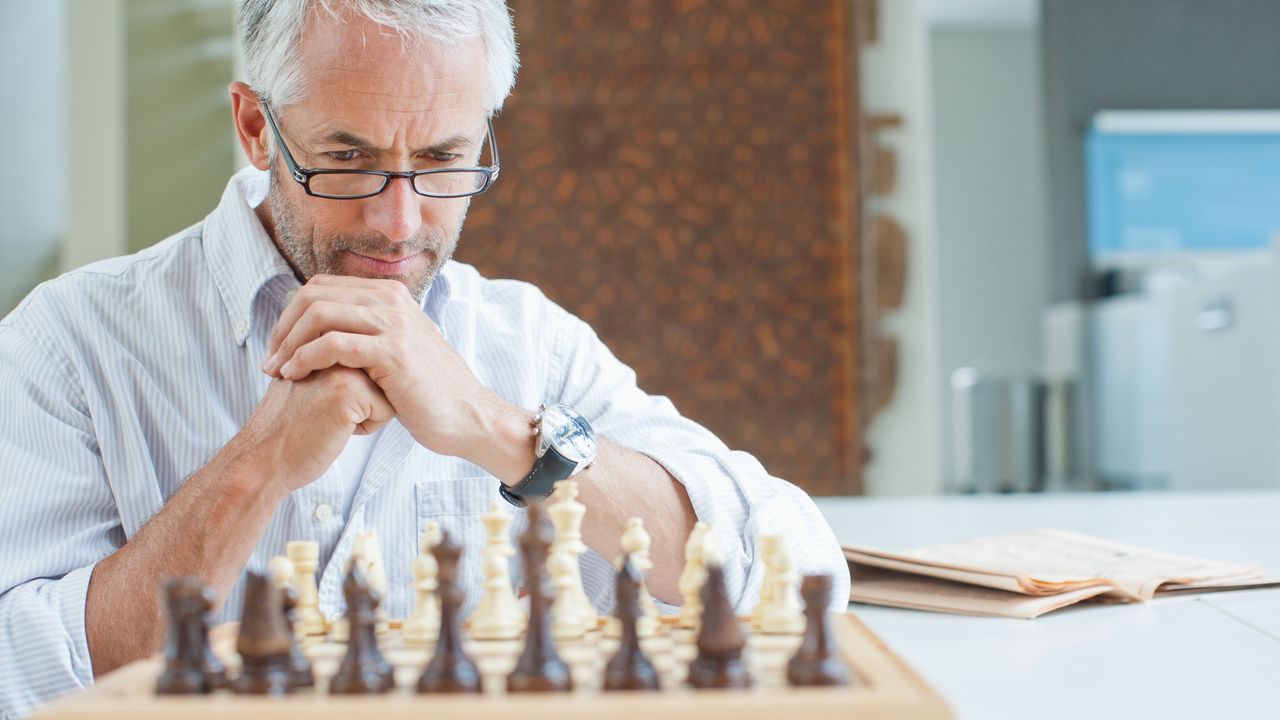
[155,577,214,695]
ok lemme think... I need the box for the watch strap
[498,443,577,508]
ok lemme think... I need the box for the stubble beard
[266,164,467,303]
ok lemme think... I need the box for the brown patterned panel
[461,0,863,495]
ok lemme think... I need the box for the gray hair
[237,0,518,113]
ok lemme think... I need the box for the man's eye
[327,150,360,162]
[432,153,461,163]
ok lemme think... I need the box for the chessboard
[37,613,951,720]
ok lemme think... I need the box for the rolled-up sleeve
[544,305,851,613]
[0,319,119,719]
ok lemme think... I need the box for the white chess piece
[752,535,781,629]
[354,531,390,634]
[470,503,523,640]
[404,521,443,644]
[548,479,597,636]
[606,517,658,639]
[760,537,805,635]
[285,541,325,635]
[678,522,717,630]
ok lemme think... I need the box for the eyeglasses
[260,100,500,200]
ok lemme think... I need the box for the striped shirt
[0,166,849,718]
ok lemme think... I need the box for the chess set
[37,481,951,719]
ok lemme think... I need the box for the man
[0,1,848,716]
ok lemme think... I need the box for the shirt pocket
[414,465,516,611]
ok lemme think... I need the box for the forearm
[84,437,288,676]
[573,438,696,604]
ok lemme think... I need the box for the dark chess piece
[156,577,214,695]
[786,574,851,687]
[507,502,573,693]
[603,556,660,692]
[687,563,752,689]
[277,577,315,688]
[232,572,294,695]
[329,563,396,694]
[417,530,482,693]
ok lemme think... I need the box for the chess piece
[687,563,752,689]
[678,522,717,630]
[156,577,214,695]
[404,521,443,644]
[507,502,573,693]
[606,517,658,639]
[329,564,395,694]
[232,572,294,695]
[751,535,780,629]
[286,541,325,635]
[417,530,482,694]
[760,539,805,635]
[470,503,523,640]
[603,557,660,692]
[267,555,315,688]
[199,582,229,689]
[787,575,851,687]
[548,479,597,637]
[354,531,390,634]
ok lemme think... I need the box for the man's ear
[229,81,270,171]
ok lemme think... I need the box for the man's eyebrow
[315,129,476,155]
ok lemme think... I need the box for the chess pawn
[470,503,523,640]
[267,556,315,688]
[548,480,597,634]
[285,541,325,636]
[606,517,657,639]
[787,575,851,687]
[354,531,390,635]
[404,521,443,644]
[760,539,805,635]
[678,522,717,630]
[751,535,781,629]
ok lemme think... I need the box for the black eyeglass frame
[260,99,501,200]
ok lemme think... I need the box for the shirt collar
[203,166,455,346]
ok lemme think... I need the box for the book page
[848,565,1115,619]
[845,529,1265,600]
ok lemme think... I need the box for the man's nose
[362,176,424,245]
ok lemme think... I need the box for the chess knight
[0,1,849,717]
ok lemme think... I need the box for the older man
[0,1,848,716]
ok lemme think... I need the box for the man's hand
[260,275,528,475]
[239,367,395,494]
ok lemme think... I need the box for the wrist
[460,396,537,486]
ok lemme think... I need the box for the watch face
[542,404,597,463]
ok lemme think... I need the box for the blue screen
[1086,128,1280,258]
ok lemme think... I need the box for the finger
[307,274,415,306]
[265,300,383,377]
[267,283,386,360]
[279,332,390,381]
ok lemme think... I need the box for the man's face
[264,12,490,301]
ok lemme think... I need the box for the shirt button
[234,320,248,335]
[314,503,333,522]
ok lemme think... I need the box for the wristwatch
[498,403,598,508]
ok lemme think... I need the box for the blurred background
[4,0,1280,498]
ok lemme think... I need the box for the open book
[843,529,1280,619]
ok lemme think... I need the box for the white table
[814,491,1280,720]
